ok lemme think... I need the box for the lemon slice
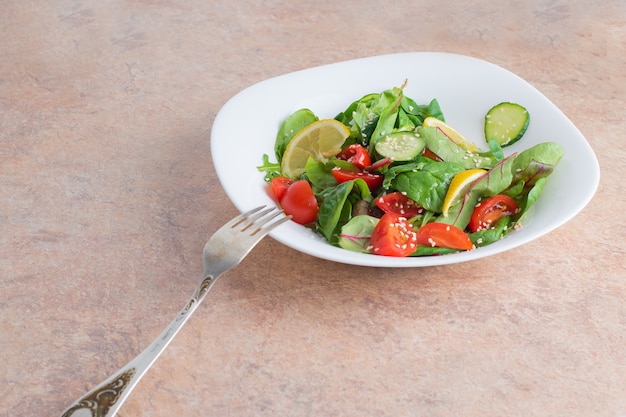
[442,169,487,216]
[281,119,350,178]
[423,117,479,153]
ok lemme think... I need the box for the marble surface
[1,1,625,416]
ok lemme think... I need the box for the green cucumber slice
[375,131,425,161]
[484,102,530,147]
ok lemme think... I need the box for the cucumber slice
[484,102,530,147]
[375,131,425,161]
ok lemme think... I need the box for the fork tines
[230,206,291,236]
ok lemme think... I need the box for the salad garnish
[257,83,564,257]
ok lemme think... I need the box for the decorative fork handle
[60,274,218,417]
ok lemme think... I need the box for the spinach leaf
[275,108,318,161]
[401,96,445,125]
[368,93,403,154]
[410,246,458,257]
[469,215,511,247]
[317,182,352,244]
[334,94,375,126]
[336,89,403,147]
[397,107,416,131]
[317,179,371,244]
[352,101,378,144]
[304,158,360,191]
[304,158,338,191]
[390,160,464,212]
[382,160,426,189]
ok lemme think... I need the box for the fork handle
[60,274,218,417]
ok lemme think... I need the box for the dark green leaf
[391,160,464,212]
[316,179,372,244]
[275,109,318,161]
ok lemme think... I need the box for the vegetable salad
[258,84,564,257]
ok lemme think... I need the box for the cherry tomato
[331,167,383,191]
[415,222,473,251]
[279,180,319,225]
[375,192,424,218]
[337,144,372,170]
[270,176,293,202]
[369,213,418,257]
[468,194,520,232]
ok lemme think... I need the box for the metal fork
[59,206,290,417]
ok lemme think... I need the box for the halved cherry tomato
[337,144,372,170]
[331,167,383,191]
[279,179,319,225]
[369,213,418,257]
[375,192,424,218]
[468,194,520,232]
[270,176,293,202]
[415,222,473,251]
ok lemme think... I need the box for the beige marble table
[2,1,625,416]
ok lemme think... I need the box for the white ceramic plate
[211,52,599,267]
